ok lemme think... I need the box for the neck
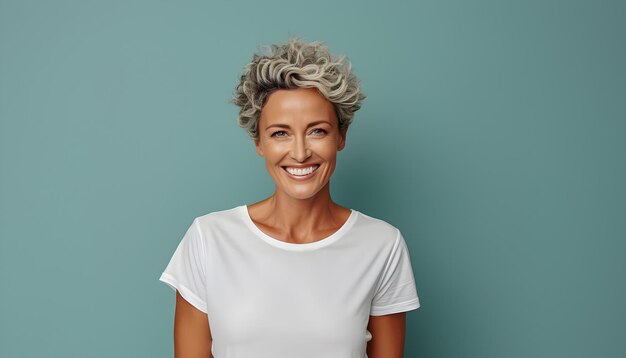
[265,181,338,230]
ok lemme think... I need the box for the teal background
[1,0,624,356]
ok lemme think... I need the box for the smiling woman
[159,37,421,358]
[254,87,344,201]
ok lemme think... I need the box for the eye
[311,128,327,136]
[271,130,287,137]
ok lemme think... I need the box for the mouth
[281,164,321,178]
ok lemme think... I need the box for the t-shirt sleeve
[370,229,421,316]
[159,218,208,314]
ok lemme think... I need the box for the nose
[289,134,312,162]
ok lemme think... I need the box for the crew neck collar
[238,205,358,251]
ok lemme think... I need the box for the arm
[366,312,407,358]
[174,290,213,358]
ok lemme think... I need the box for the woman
[159,37,420,358]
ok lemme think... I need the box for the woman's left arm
[366,312,407,358]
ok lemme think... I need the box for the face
[254,87,347,200]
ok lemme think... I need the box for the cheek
[312,139,339,160]
[262,143,288,163]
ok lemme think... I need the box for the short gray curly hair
[231,37,366,140]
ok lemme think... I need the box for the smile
[282,164,320,177]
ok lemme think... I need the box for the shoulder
[352,209,402,246]
[196,204,241,220]
[190,205,245,234]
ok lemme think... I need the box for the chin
[277,184,325,200]
[283,189,320,200]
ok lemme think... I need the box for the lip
[281,164,320,180]
[281,164,320,168]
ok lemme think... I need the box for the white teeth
[285,165,319,176]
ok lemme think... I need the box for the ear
[337,127,348,151]
[254,138,264,157]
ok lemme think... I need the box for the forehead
[261,88,337,124]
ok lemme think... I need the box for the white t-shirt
[159,205,420,358]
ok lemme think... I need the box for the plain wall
[1,0,624,357]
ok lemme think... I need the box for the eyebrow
[265,120,333,131]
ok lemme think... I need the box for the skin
[172,87,407,357]
[174,291,213,358]
[366,313,407,358]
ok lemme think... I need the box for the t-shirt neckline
[238,205,358,251]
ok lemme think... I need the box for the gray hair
[231,37,366,140]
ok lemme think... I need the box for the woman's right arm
[174,290,213,358]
